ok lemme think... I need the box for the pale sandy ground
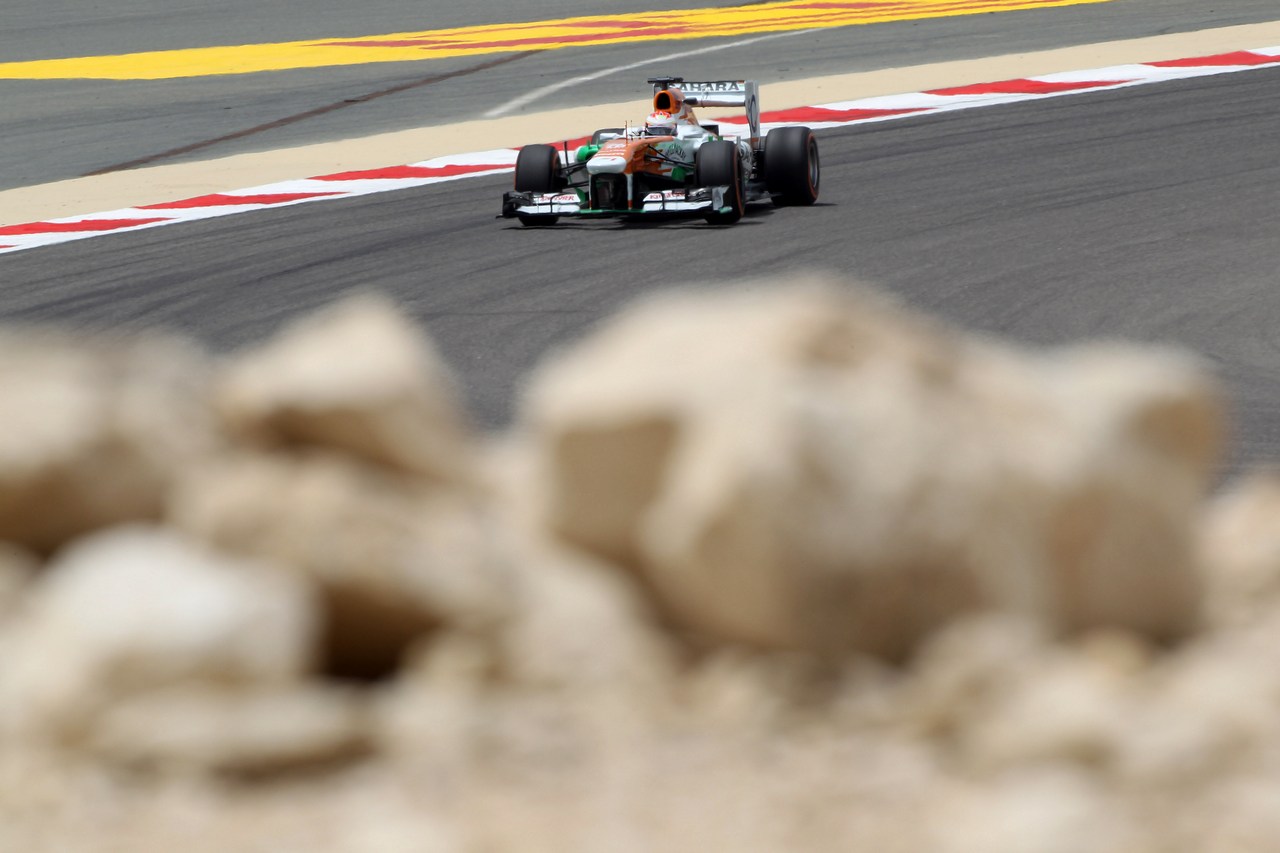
[3,20,1280,226]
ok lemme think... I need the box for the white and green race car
[501,76,820,226]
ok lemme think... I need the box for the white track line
[483,29,821,118]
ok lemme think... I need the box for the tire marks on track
[85,51,539,177]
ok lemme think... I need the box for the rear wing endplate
[661,79,761,142]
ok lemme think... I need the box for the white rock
[0,331,215,552]
[1186,776,1280,851]
[1115,620,1280,786]
[88,684,370,776]
[1199,471,1280,624]
[958,650,1132,772]
[899,616,1050,738]
[521,280,1218,657]
[217,295,474,484]
[498,541,673,694]
[0,526,317,738]
[931,768,1137,853]
[0,541,38,621]
[168,451,510,680]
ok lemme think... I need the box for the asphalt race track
[3,0,1279,188]
[5,62,1280,474]
[4,1,1280,477]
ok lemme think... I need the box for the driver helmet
[645,110,676,136]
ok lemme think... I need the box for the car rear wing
[662,79,761,142]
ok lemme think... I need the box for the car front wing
[501,187,734,219]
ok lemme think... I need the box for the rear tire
[514,144,562,226]
[695,140,744,225]
[764,126,819,206]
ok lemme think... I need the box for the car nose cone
[586,155,629,175]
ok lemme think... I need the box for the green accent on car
[654,140,691,161]
[576,145,599,162]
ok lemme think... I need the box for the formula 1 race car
[501,76,819,226]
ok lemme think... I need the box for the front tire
[764,126,819,206]
[695,140,744,225]
[514,144,561,192]
[513,144,563,226]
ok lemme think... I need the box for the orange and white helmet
[645,110,676,136]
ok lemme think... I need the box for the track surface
[3,0,1279,189]
[4,68,1280,472]
[4,1,1280,474]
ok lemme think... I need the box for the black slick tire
[764,126,820,206]
[514,144,562,226]
[695,140,744,225]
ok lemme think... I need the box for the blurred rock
[1113,615,1280,787]
[88,684,371,777]
[169,451,509,681]
[0,280,1271,852]
[928,628,1152,774]
[1186,776,1280,852]
[481,449,674,694]
[1200,470,1280,625]
[0,541,38,620]
[956,648,1133,773]
[0,331,215,552]
[930,768,1138,853]
[496,538,674,694]
[217,295,474,485]
[898,616,1050,740]
[0,526,316,740]
[522,280,1219,657]
[1004,343,1217,638]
